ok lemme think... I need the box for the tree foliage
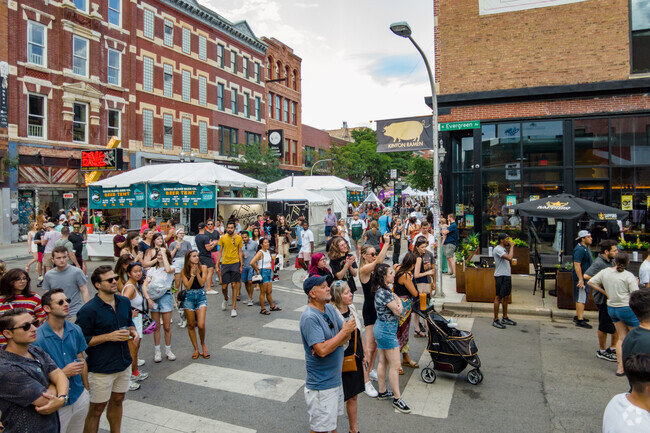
[406,156,434,192]
[236,142,283,184]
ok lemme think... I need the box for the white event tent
[267,175,363,215]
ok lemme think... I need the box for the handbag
[176,288,187,304]
[251,273,263,283]
[342,327,358,373]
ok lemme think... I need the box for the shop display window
[574,118,608,165]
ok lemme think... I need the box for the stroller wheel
[467,368,483,385]
[421,367,436,384]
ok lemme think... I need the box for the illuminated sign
[81,149,124,171]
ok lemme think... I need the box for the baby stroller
[414,304,483,385]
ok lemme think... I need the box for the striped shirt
[0,294,47,346]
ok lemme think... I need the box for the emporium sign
[146,183,215,208]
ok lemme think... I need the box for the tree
[406,156,434,191]
[236,142,283,184]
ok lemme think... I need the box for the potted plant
[490,237,529,274]
[464,258,513,304]
[555,262,597,311]
[619,236,650,261]
[454,233,480,293]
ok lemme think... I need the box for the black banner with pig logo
[376,115,433,153]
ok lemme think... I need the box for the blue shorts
[151,291,174,313]
[325,226,333,237]
[261,268,272,283]
[572,277,591,303]
[373,319,399,350]
[607,305,639,327]
[183,289,207,311]
[242,267,254,283]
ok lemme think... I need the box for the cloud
[365,53,428,85]
[295,2,318,8]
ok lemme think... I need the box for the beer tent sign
[376,115,433,153]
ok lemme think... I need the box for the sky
[198,0,434,131]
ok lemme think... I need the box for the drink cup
[419,292,427,311]
[119,326,131,340]
[512,258,518,266]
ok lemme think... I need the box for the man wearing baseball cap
[573,230,594,329]
[299,276,355,433]
[492,233,517,329]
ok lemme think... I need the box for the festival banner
[147,183,216,208]
[89,185,145,209]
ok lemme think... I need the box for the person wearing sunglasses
[34,289,90,433]
[75,265,138,433]
[42,246,90,321]
[0,268,47,347]
[0,308,70,432]
[299,276,356,433]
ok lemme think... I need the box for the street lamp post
[390,21,444,298]
[310,158,332,176]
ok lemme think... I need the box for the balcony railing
[29,53,43,65]
[28,124,43,137]
[73,65,85,75]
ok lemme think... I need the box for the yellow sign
[622,195,633,211]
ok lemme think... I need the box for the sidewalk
[0,242,33,262]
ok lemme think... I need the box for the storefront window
[482,123,521,168]
[522,121,563,167]
[453,174,475,229]
[482,170,522,242]
[452,133,474,171]
[574,118,608,165]
[611,116,650,166]
[522,170,563,199]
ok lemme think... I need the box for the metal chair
[532,250,556,298]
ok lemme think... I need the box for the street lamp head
[390,21,412,38]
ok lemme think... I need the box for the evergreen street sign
[438,120,480,131]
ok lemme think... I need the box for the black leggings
[393,237,401,265]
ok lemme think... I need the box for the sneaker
[36,281,43,288]
[137,359,145,367]
[607,347,617,358]
[573,316,590,323]
[128,380,141,391]
[393,398,411,414]
[492,320,506,329]
[221,300,227,311]
[206,290,218,295]
[596,350,617,362]
[376,390,394,400]
[231,309,238,317]
[364,381,378,398]
[450,274,456,278]
[154,348,162,363]
[575,320,593,329]
[369,369,378,382]
[272,275,280,281]
[37,275,43,281]
[131,371,149,382]
[502,317,517,326]
[247,299,254,306]
[165,348,176,361]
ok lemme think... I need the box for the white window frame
[254,62,260,83]
[27,21,46,67]
[107,48,121,86]
[164,20,174,47]
[255,96,261,121]
[199,121,207,153]
[217,83,224,110]
[283,99,288,123]
[143,9,154,39]
[108,0,121,27]
[243,58,248,78]
[27,94,46,139]
[72,102,88,143]
[182,117,191,151]
[243,92,249,118]
[198,35,206,60]
[291,101,297,125]
[182,70,191,102]
[217,44,224,67]
[163,64,173,97]
[198,76,206,106]
[231,50,237,73]
[72,35,88,77]
[143,109,154,147]
[143,56,154,92]
[107,109,120,139]
[182,28,191,54]
[231,88,238,114]
[73,0,88,14]
[163,114,173,150]
[275,95,281,120]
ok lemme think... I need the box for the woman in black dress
[328,237,358,293]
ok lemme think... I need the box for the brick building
[1,0,9,243]
[302,124,332,174]
[432,0,650,252]
[262,37,302,174]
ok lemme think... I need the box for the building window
[246,132,261,145]
[268,93,273,118]
[292,70,297,90]
[304,146,315,166]
[631,0,650,73]
[72,36,88,76]
[267,58,272,80]
[27,21,46,67]
[284,139,290,164]
[217,83,224,110]
[182,28,191,54]
[107,49,121,86]
[142,109,153,147]
[72,102,88,143]
[231,89,238,114]
[27,94,46,138]
[481,123,521,168]
[217,44,224,67]
[73,0,87,13]
[163,114,173,149]
[182,117,191,151]
[219,126,238,155]
[143,9,154,39]
[108,0,121,26]
[574,118,609,166]
[243,93,249,118]
[198,76,207,106]
[522,121,563,167]
[107,109,120,138]
[255,97,261,121]
[163,64,173,97]
[283,99,288,122]
[231,50,237,72]
[291,101,297,125]
[143,57,153,92]
[164,20,174,46]
[254,62,260,83]
[292,140,297,165]
[198,35,206,60]
[199,121,207,153]
[243,58,249,78]
[275,95,281,120]
[182,70,190,102]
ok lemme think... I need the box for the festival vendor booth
[265,187,333,246]
[362,192,383,208]
[267,176,363,217]
[87,162,266,258]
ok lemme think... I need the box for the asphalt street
[7,256,629,433]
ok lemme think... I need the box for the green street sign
[438,120,481,131]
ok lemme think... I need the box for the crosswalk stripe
[399,317,475,418]
[263,318,301,332]
[167,364,304,403]
[294,305,307,312]
[223,336,304,360]
[100,400,256,432]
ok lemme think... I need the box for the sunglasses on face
[367,252,377,257]
[56,298,72,306]
[11,320,38,332]
[102,277,118,283]
[322,314,335,330]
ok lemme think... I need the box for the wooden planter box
[512,246,530,274]
[465,266,512,303]
[456,262,466,293]
[556,270,597,311]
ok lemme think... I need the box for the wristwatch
[58,394,69,405]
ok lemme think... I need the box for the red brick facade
[302,124,331,174]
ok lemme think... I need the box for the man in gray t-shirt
[492,233,516,329]
[240,231,258,306]
[42,246,89,319]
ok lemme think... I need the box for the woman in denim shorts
[143,248,176,363]
[251,238,282,315]
[181,250,209,359]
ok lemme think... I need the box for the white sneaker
[154,348,162,363]
[206,290,218,295]
[221,300,227,311]
[364,381,378,398]
[369,369,378,381]
[131,371,149,382]
[165,348,176,361]
[128,380,141,391]
[247,299,254,306]
[38,275,43,281]
[179,317,187,328]
[137,359,145,367]
[231,309,238,317]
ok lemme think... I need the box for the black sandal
[260,309,270,315]
[270,306,282,312]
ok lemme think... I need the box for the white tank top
[261,250,272,269]
[122,283,143,311]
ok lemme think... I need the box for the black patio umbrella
[508,194,629,221]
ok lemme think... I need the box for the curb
[0,254,33,262]
[440,301,599,321]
